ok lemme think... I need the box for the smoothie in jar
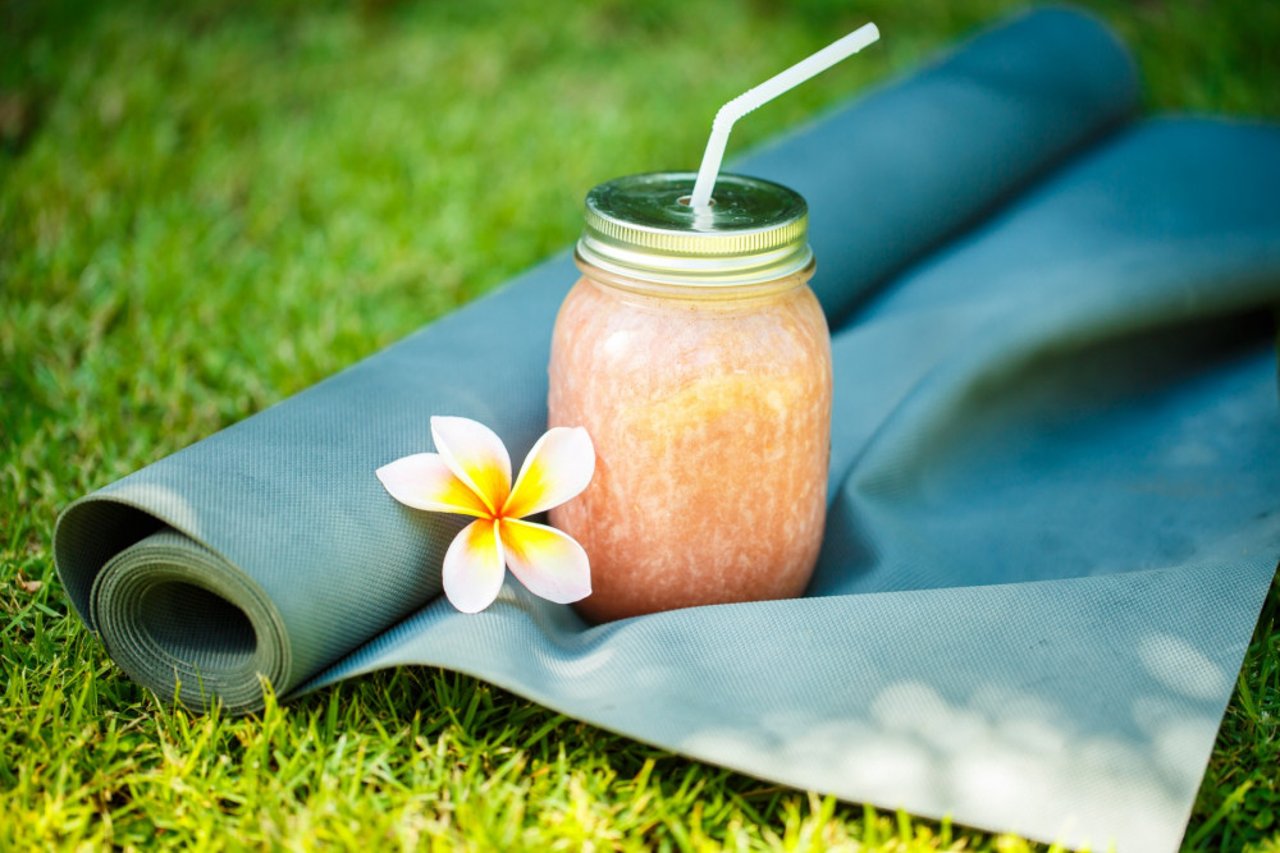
[548,172,832,623]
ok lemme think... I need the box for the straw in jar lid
[577,22,879,287]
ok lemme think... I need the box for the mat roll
[89,532,288,711]
[54,7,1280,851]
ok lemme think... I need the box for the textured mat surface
[55,8,1280,850]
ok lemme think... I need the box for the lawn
[2,0,1278,849]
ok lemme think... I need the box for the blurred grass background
[2,0,1278,849]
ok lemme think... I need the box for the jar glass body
[548,258,832,622]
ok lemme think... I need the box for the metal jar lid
[576,172,812,286]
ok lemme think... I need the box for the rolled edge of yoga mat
[90,530,290,713]
[53,6,1142,714]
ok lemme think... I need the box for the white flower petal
[431,416,513,514]
[500,518,591,605]
[503,426,595,519]
[442,518,506,614]
[376,453,490,517]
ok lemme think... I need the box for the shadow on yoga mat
[54,7,1280,851]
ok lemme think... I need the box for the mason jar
[548,172,832,622]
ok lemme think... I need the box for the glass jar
[548,172,831,622]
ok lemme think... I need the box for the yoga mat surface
[55,8,1280,851]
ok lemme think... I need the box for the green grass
[3,0,1278,848]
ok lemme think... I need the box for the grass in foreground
[3,0,1279,849]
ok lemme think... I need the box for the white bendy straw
[687,22,881,210]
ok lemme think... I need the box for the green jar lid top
[577,172,812,286]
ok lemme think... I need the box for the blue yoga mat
[55,8,1280,850]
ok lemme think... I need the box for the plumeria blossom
[376,416,595,614]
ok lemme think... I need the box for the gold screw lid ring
[577,172,812,286]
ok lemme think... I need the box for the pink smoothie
[549,263,832,622]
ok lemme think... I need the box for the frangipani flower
[376,416,595,614]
